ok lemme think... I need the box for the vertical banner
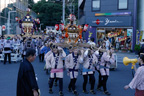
[0,26,1,35]
[85,27,96,42]
[140,31,143,41]
[136,30,140,44]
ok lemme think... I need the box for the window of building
[92,0,100,11]
[118,0,128,9]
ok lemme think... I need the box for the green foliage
[134,44,140,51]
[28,0,34,8]
[32,0,78,29]
[32,2,62,28]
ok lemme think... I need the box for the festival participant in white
[82,48,98,94]
[65,47,83,95]
[99,47,115,95]
[3,37,12,64]
[46,45,66,96]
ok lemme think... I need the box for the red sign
[2,25,6,31]
[96,19,100,25]
[15,17,18,21]
[108,31,121,38]
[118,36,127,42]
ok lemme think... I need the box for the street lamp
[7,11,16,34]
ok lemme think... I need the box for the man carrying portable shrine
[65,46,83,96]
[82,47,98,94]
[46,44,66,96]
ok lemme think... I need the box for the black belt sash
[53,53,59,78]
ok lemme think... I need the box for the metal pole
[40,23,43,33]
[62,0,65,25]
[78,0,79,25]
[132,0,137,51]
[7,11,16,34]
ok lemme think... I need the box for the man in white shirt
[124,53,144,96]
[3,37,12,64]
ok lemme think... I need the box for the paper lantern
[83,24,89,31]
[15,17,18,21]
[55,24,59,31]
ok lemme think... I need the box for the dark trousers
[39,53,44,62]
[4,53,11,64]
[98,75,108,91]
[97,70,102,88]
[49,78,63,92]
[68,78,77,91]
[83,74,95,91]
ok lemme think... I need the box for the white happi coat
[46,49,66,78]
[100,52,115,76]
[82,49,98,75]
[3,40,12,53]
[45,50,52,61]
[65,52,83,79]
[129,66,144,90]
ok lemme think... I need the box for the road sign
[2,25,6,31]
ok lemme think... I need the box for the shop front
[85,12,135,51]
[96,27,133,51]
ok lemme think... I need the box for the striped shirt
[129,66,144,90]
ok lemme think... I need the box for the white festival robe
[46,50,66,78]
[100,52,115,76]
[65,52,83,79]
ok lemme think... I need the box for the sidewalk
[115,52,138,63]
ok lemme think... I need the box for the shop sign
[118,36,127,42]
[93,18,122,25]
[88,31,93,38]
[105,18,122,25]
[92,20,104,25]
[108,31,121,38]
[95,12,131,16]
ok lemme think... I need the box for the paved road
[0,52,137,96]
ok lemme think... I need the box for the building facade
[0,0,36,35]
[79,0,137,50]
[137,0,144,42]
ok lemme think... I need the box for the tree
[28,0,34,8]
[32,1,62,29]
[32,0,78,29]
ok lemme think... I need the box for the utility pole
[62,0,65,25]
[78,0,79,25]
